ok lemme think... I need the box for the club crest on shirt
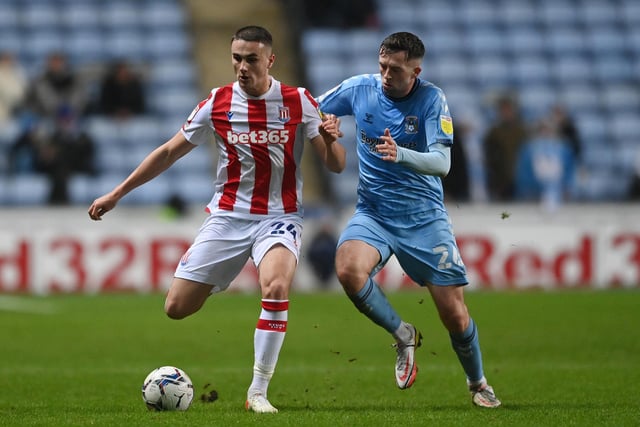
[404,116,418,134]
[278,106,290,123]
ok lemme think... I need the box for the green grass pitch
[1,290,639,426]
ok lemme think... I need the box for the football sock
[449,317,485,383]
[392,321,414,344]
[248,299,288,396]
[348,277,401,334]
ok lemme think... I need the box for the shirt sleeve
[180,91,214,146]
[425,87,454,147]
[300,88,322,141]
[316,78,356,117]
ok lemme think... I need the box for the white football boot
[393,323,423,389]
[469,381,501,408]
[245,393,278,413]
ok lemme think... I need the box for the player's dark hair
[232,25,273,47]
[379,32,425,61]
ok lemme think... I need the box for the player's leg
[336,214,403,332]
[335,215,421,389]
[427,284,481,378]
[337,240,421,389]
[245,217,301,413]
[164,277,213,319]
[396,210,499,406]
[167,214,252,319]
[406,209,500,407]
[246,244,295,413]
[336,239,404,333]
[399,210,483,380]
[427,284,500,407]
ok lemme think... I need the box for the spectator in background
[10,109,96,204]
[98,60,146,119]
[27,52,88,120]
[43,109,96,204]
[0,52,27,123]
[306,223,338,288]
[8,115,49,175]
[627,152,640,200]
[50,107,96,176]
[515,118,576,212]
[482,95,528,201]
[443,117,471,202]
[549,103,581,162]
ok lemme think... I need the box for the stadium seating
[0,175,50,205]
[302,0,640,202]
[0,0,210,206]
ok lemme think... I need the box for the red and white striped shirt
[181,78,322,217]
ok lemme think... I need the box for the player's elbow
[326,151,347,173]
[434,152,451,178]
[436,162,450,178]
[328,159,346,173]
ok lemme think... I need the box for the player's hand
[88,194,118,221]
[377,128,397,162]
[319,113,343,141]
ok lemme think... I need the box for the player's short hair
[379,32,425,61]
[232,26,273,47]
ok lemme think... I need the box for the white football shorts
[174,212,303,293]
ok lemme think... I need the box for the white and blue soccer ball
[141,366,194,411]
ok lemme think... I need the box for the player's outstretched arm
[88,132,196,221]
[312,113,346,173]
[376,128,451,177]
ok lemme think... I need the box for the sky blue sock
[348,278,401,334]
[450,318,485,383]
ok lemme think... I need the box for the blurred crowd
[1,50,146,204]
[444,94,584,212]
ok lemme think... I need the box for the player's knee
[260,279,289,300]
[164,298,188,320]
[440,309,469,334]
[435,299,469,333]
[335,263,366,294]
[335,258,354,283]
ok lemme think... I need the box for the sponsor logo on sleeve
[440,115,453,135]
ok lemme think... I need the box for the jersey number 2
[434,245,464,269]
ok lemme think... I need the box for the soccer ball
[141,366,194,411]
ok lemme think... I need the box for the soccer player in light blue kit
[317,32,501,407]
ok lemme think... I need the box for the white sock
[392,321,412,344]
[248,299,288,397]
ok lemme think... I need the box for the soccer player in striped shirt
[317,32,500,408]
[88,26,346,413]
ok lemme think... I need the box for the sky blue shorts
[338,208,468,286]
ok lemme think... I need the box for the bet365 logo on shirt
[226,129,290,144]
